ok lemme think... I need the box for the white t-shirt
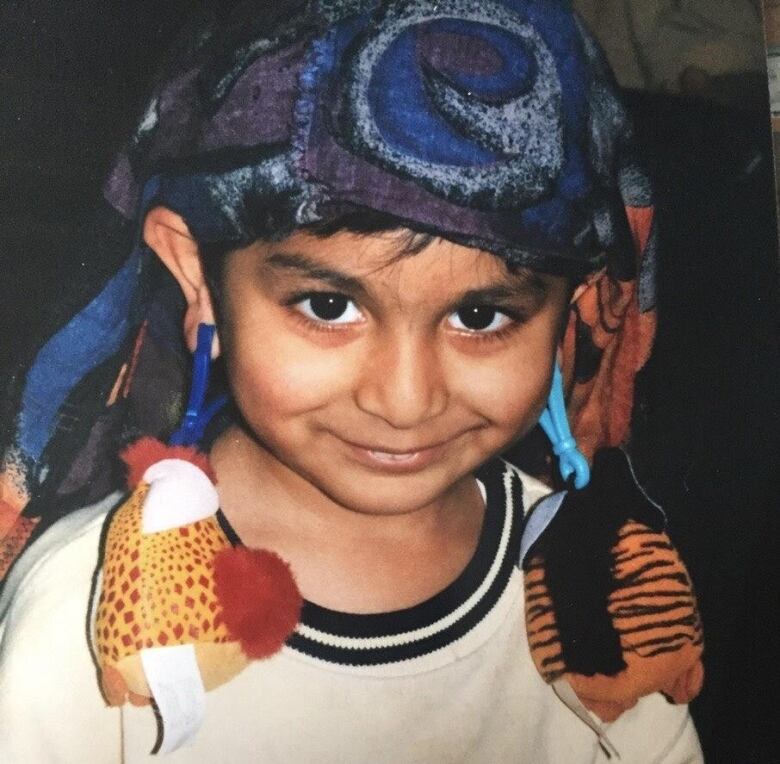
[0,459,702,763]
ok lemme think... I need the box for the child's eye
[447,305,513,333]
[295,293,363,324]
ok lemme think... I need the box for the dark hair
[199,205,578,322]
[200,206,439,303]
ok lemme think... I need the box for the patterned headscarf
[0,0,656,580]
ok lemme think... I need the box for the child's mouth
[338,437,447,472]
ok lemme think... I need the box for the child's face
[216,229,570,515]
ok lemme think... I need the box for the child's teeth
[371,451,416,461]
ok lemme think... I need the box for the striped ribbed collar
[217,458,524,667]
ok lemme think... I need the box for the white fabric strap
[552,678,621,760]
[140,645,206,754]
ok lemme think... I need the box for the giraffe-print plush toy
[93,438,302,707]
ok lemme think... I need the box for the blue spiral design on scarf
[334,0,591,212]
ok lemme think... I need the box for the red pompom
[213,546,302,659]
[121,437,216,488]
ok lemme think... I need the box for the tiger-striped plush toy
[521,448,704,724]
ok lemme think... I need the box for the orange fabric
[0,513,39,581]
[1,442,37,579]
[562,207,657,460]
[625,206,654,254]
[0,499,20,539]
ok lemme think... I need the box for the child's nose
[354,334,448,429]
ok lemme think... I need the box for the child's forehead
[220,228,570,320]
[241,228,555,297]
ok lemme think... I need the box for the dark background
[1,2,778,761]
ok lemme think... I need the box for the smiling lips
[340,436,453,472]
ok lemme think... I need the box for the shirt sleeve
[0,502,123,764]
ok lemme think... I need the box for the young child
[0,1,703,761]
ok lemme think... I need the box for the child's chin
[318,467,466,517]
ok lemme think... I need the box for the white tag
[140,644,206,754]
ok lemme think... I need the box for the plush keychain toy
[522,367,704,747]
[93,325,302,752]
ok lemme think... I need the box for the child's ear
[143,206,220,357]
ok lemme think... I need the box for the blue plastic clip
[539,365,590,489]
[169,324,228,446]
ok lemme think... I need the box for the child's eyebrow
[266,252,364,293]
[457,273,549,305]
[265,252,549,304]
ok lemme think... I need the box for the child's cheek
[225,329,359,420]
[448,349,551,436]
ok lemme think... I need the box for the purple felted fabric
[102,0,647,278]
